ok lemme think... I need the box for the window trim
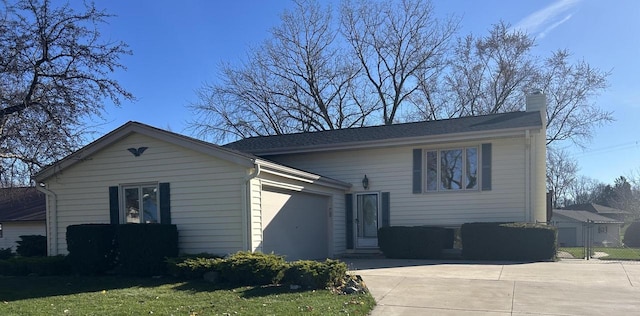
[424,146,480,193]
[120,183,160,224]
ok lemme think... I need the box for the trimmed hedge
[67,224,117,275]
[623,221,640,247]
[282,259,348,289]
[378,226,447,259]
[16,235,47,257]
[217,252,286,286]
[116,224,178,276]
[166,252,349,289]
[0,247,13,260]
[166,255,223,279]
[0,256,70,276]
[461,222,557,261]
[66,224,178,276]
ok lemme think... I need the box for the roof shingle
[0,187,46,222]
[224,111,542,154]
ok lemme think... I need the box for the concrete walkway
[346,259,640,315]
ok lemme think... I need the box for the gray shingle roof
[223,111,542,154]
[553,209,623,223]
[0,187,46,222]
[563,203,630,215]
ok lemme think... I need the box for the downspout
[36,184,57,256]
[242,163,261,252]
[524,130,531,222]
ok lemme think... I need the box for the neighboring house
[552,209,623,247]
[563,203,630,221]
[0,187,47,251]
[34,93,547,260]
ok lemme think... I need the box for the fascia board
[256,159,351,190]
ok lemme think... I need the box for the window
[425,147,478,192]
[123,185,159,223]
[598,225,608,234]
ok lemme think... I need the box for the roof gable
[34,121,257,182]
[0,187,46,222]
[33,122,351,189]
[224,111,542,154]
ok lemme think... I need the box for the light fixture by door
[362,174,369,190]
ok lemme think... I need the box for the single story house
[563,203,630,222]
[552,209,623,247]
[34,93,548,260]
[0,187,47,251]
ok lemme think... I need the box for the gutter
[241,163,261,252]
[36,184,57,256]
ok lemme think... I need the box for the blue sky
[92,0,639,184]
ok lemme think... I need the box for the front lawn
[0,276,375,315]
[559,247,640,260]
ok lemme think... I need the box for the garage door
[262,188,329,260]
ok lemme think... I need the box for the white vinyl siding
[267,136,528,227]
[0,222,46,251]
[46,133,248,255]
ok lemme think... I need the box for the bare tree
[341,0,458,125]
[438,23,536,119]
[190,1,611,148]
[546,146,579,208]
[0,0,133,186]
[567,176,604,205]
[190,0,370,142]
[538,50,613,146]
[433,23,612,146]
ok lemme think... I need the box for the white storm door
[355,192,380,248]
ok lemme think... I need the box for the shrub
[0,247,14,260]
[282,259,348,289]
[166,254,223,279]
[461,222,557,261]
[217,252,287,286]
[116,224,178,276]
[66,224,118,275]
[16,235,47,257]
[623,221,640,247]
[378,226,447,259]
[0,255,70,276]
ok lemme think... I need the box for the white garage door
[262,188,329,260]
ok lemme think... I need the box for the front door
[355,192,379,248]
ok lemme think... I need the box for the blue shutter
[381,192,390,227]
[412,149,422,193]
[109,186,119,225]
[345,194,354,249]
[159,183,171,224]
[481,143,492,191]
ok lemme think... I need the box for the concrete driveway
[346,259,640,315]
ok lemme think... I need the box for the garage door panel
[262,188,328,260]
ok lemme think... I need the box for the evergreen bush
[16,235,46,257]
[623,221,640,247]
[66,224,117,275]
[378,226,446,259]
[461,222,557,261]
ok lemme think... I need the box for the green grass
[0,276,375,315]
[559,247,640,260]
